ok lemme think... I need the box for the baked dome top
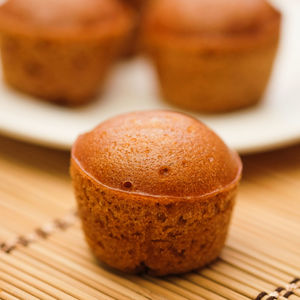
[0,0,131,36]
[72,111,242,197]
[143,0,280,36]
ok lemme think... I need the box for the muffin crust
[73,111,241,197]
[0,0,131,38]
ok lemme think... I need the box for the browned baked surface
[0,0,131,39]
[72,111,241,197]
[71,111,242,275]
[142,0,281,113]
[0,0,133,105]
[142,0,280,39]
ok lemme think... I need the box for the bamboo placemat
[0,135,299,300]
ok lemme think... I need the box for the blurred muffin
[121,0,149,56]
[0,0,133,105]
[71,110,242,276]
[142,0,281,113]
[123,0,149,12]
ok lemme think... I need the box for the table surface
[0,135,299,300]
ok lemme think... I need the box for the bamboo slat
[0,135,299,300]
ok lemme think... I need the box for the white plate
[0,1,299,154]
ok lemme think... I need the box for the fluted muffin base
[71,158,239,276]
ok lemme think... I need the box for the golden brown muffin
[71,110,242,276]
[0,0,133,105]
[142,0,281,113]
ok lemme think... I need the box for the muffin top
[72,111,242,198]
[0,0,132,38]
[143,0,280,38]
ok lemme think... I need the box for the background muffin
[71,110,242,276]
[122,0,149,12]
[0,0,133,105]
[120,0,149,56]
[142,0,281,113]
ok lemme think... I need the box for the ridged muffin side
[0,33,130,105]
[71,158,239,276]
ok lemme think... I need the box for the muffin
[142,0,281,113]
[0,0,133,105]
[121,0,149,56]
[123,0,149,12]
[71,110,242,276]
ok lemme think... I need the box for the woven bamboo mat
[0,135,299,300]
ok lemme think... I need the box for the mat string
[0,210,77,253]
[256,278,300,300]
